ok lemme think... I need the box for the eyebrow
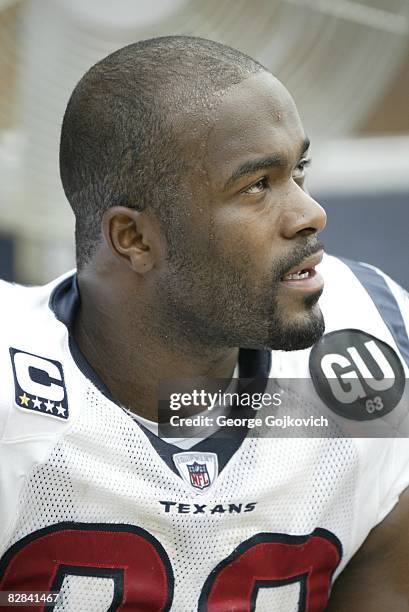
[223,136,310,192]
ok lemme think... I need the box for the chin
[266,304,325,352]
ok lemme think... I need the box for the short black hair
[59,36,265,268]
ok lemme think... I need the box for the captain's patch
[10,347,69,420]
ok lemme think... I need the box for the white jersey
[0,254,408,611]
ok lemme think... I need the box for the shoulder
[313,254,409,373]
[307,255,408,427]
[0,272,77,441]
[0,272,74,336]
[0,272,88,544]
[320,254,408,330]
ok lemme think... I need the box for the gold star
[19,393,30,406]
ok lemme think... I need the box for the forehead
[203,72,306,188]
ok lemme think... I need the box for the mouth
[280,250,325,293]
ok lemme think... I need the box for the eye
[293,158,311,180]
[243,177,269,195]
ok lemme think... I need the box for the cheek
[183,198,285,295]
[214,211,278,263]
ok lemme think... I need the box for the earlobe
[102,207,155,273]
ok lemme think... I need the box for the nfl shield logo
[173,452,218,495]
[187,461,210,490]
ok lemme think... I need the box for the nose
[280,187,327,239]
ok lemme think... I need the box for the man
[0,36,408,611]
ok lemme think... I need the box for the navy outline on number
[198,528,343,612]
[0,522,174,612]
[49,566,123,612]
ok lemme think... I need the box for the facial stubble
[154,237,325,352]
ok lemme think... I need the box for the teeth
[285,270,310,280]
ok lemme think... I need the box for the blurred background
[0,0,408,287]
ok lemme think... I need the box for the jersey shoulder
[0,272,80,443]
[318,254,409,365]
[0,274,84,545]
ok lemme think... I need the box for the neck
[74,271,239,421]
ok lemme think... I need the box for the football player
[0,37,408,611]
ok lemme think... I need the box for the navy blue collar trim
[50,274,113,400]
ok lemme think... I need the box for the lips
[281,250,324,282]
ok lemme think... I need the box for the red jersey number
[0,524,341,611]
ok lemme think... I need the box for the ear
[102,207,159,274]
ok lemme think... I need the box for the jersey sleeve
[382,274,409,349]
[368,270,409,519]
[361,268,409,518]
[357,262,409,369]
[0,277,76,548]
